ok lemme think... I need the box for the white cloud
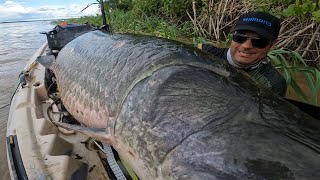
[0,0,98,22]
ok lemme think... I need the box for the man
[200,11,287,96]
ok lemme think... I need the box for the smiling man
[201,11,287,96]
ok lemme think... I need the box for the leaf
[301,2,310,14]
[302,70,318,105]
[312,10,320,21]
[284,0,293,4]
[314,69,320,104]
[283,4,296,17]
[278,54,290,66]
[311,2,317,12]
[291,51,307,66]
[292,67,317,73]
[316,69,320,91]
[283,68,292,86]
[268,49,318,105]
[268,53,292,85]
[303,71,315,94]
[290,79,308,102]
[268,54,282,66]
[301,1,317,14]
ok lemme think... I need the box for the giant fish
[41,30,320,179]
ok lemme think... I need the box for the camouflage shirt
[202,44,287,96]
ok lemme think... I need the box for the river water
[0,21,54,179]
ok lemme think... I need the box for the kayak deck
[6,43,110,180]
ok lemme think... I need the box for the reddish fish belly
[61,90,109,128]
[58,86,155,179]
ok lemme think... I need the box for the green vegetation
[252,0,320,21]
[63,10,193,40]
[60,0,319,105]
[268,49,320,105]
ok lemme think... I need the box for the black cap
[231,12,281,41]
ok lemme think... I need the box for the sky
[0,0,99,22]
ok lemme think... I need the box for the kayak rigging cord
[46,75,66,123]
[7,70,31,109]
[0,103,9,109]
[47,79,58,101]
[47,99,63,123]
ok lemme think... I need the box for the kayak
[6,42,138,180]
[6,43,97,179]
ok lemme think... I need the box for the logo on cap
[242,18,272,27]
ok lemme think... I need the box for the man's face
[230,31,273,65]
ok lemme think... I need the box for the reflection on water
[0,21,53,62]
[0,20,54,179]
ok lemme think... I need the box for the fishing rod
[81,0,112,33]
[99,0,111,33]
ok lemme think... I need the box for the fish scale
[47,31,320,179]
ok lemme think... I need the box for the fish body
[50,31,320,179]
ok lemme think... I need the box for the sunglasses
[232,32,270,49]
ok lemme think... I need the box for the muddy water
[0,21,53,179]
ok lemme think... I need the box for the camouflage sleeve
[264,63,287,96]
[270,73,287,97]
[247,63,287,97]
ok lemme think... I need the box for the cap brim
[231,25,275,41]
